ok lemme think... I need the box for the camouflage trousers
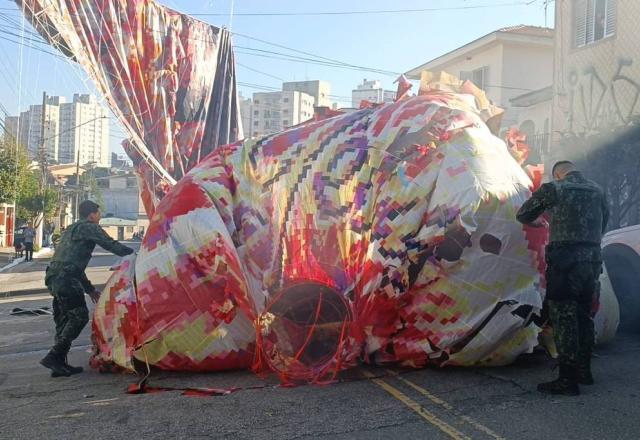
[47,275,89,356]
[546,261,600,369]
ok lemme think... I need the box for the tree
[16,169,58,225]
[558,121,640,230]
[0,137,30,205]
[65,166,105,208]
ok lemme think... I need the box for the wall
[101,177,140,220]
[252,91,315,137]
[102,224,136,240]
[239,95,253,140]
[515,99,552,163]
[252,92,282,137]
[427,43,505,107]
[283,80,331,108]
[552,0,640,150]
[502,43,554,127]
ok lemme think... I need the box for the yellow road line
[362,370,471,440]
[385,369,506,440]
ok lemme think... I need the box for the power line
[190,1,537,17]
[236,49,399,77]
[232,32,400,76]
[42,116,108,142]
[235,45,398,75]
[237,62,285,82]
[2,5,402,80]
[0,31,66,59]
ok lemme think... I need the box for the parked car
[602,225,640,333]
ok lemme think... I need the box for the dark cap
[79,200,100,219]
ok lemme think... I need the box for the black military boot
[51,356,83,377]
[40,351,71,377]
[537,365,580,396]
[577,367,594,385]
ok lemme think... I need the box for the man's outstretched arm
[79,222,134,257]
[516,183,557,225]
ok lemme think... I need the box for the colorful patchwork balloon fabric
[91,80,551,380]
[17,0,241,215]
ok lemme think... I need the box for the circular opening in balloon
[260,282,351,380]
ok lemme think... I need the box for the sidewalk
[0,246,19,270]
[0,246,53,273]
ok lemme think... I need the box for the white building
[98,173,148,235]
[4,116,19,143]
[510,86,553,164]
[351,79,395,108]
[59,94,109,167]
[239,93,253,140]
[5,94,109,167]
[10,98,62,161]
[282,80,332,108]
[252,90,315,138]
[405,25,554,132]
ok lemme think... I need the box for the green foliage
[65,167,104,207]
[82,170,104,207]
[0,137,30,205]
[16,169,58,225]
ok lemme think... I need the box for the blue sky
[0,0,553,156]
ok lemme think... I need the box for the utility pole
[75,147,80,222]
[37,91,47,248]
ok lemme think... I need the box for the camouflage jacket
[46,219,133,292]
[516,171,609,246]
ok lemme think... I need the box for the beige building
[510,86,553,164]
[98,173,148,235]
[283,80,332,108]
[99,217,138,241]
[406,25,554,131]
[251,90,315,138]
[551,0,634,150]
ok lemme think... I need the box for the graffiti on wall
[567,58,640,132]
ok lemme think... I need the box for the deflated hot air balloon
[15,0,617,384]
[90,73,556,382]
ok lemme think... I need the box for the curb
[0,283,108,299]
[0,247,53,274]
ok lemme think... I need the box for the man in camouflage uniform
[517,161,608,396]
[40,200,134,377]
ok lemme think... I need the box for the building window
[574,0,615,48]
[253,110,259,115]
[283,98,289,103]
[254,121,259,126]
[254,99,260,104]
[460,66,489,90]
[126,226,134,233]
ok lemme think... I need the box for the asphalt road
[1,246,640,439]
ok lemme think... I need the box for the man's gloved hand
[88,290,101,304]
